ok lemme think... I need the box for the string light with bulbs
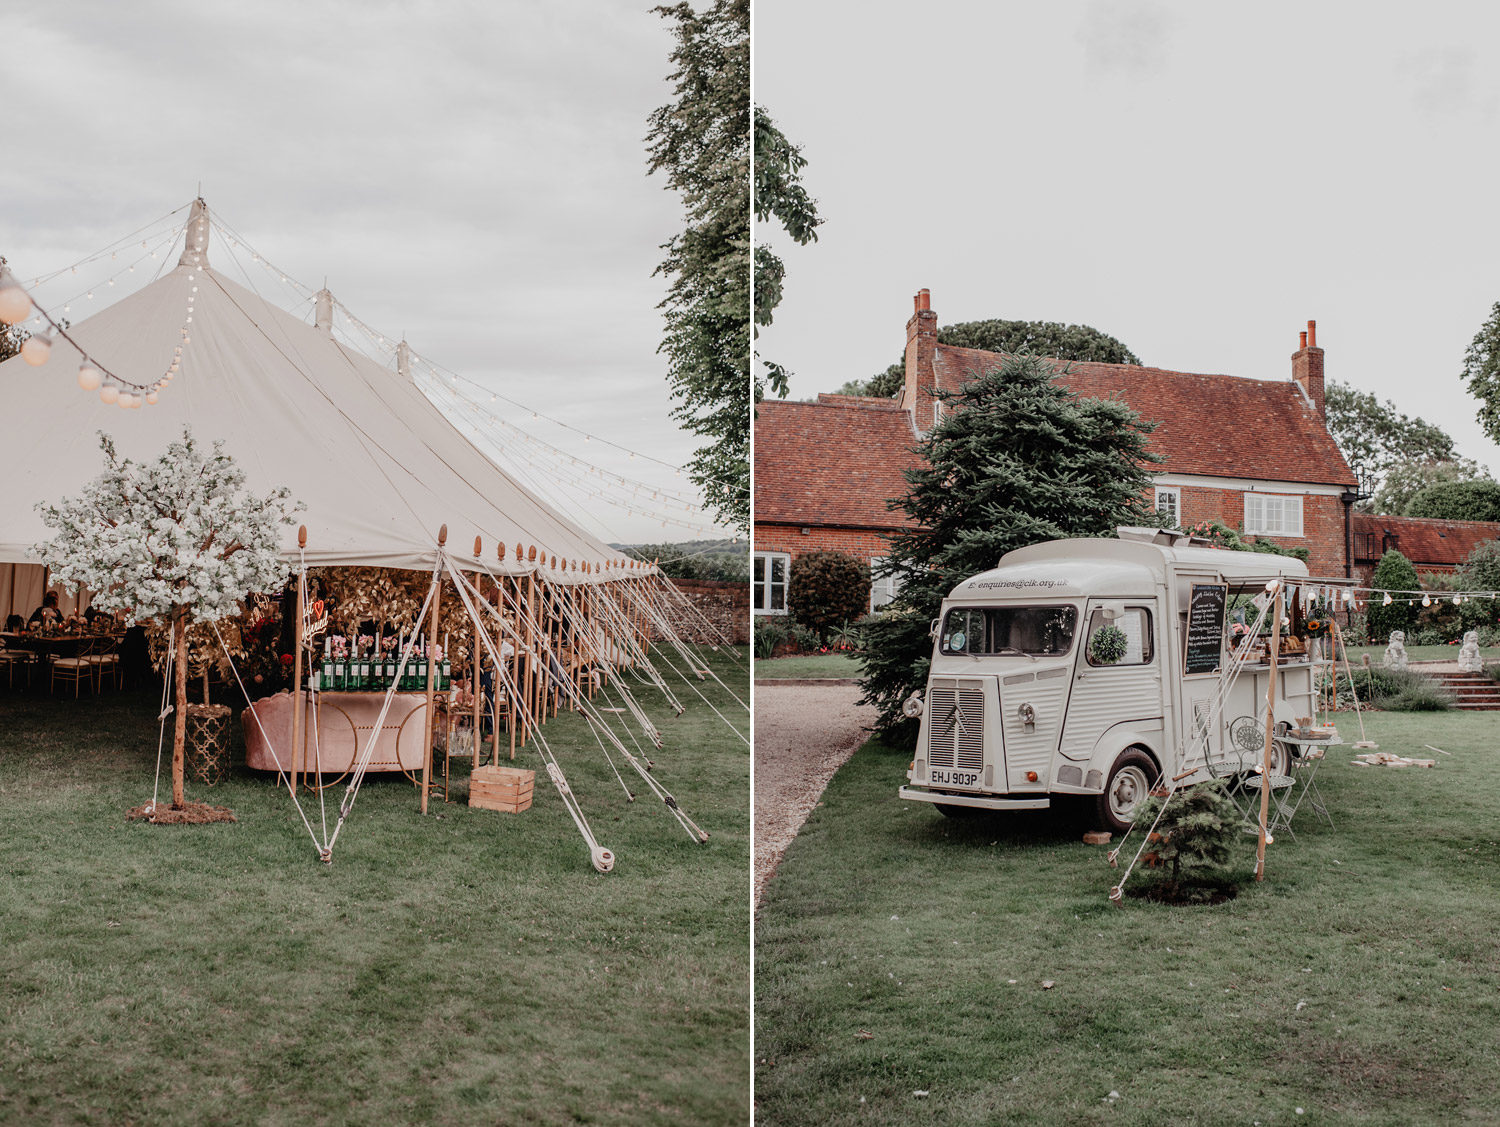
[1,209,205,410]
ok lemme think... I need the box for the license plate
[930,768,980,788]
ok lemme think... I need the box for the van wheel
[1095,750,1159,834]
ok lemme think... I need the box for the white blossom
[35,428,302,626]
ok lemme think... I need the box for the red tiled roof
[931,346,1357,488]
[1352,513,1500,568]
[754,398,920,528]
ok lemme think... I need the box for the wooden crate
[469,765,535,813]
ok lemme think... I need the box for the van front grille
[928,684,984,770]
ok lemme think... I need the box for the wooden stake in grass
[1257,582,1283,882]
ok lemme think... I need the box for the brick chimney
[902,288,939,430]
[1292,318,1324,416]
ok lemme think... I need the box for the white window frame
[752,552,791,615]
[1154,486,1181,527]
[1243,492,1304,537]
[869,557,903,612]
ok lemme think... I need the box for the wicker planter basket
[185,703,233,787]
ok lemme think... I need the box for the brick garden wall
[659,577,750,645]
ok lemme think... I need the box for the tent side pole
[421,538,447,815]
[1257,584,1284,882]
[290,528,307,795]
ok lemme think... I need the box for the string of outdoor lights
[200,217,751,505]
[199,220,744,510]
[421,377,705,516]
[0,212,203,409]
[434,385,726,534]
[321,305,714,526]
[1251,579,1500,612]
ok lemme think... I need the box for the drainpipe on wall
[1341,489,1360,579]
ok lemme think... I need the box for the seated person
[27,593,63,630]
[4,613,22,633]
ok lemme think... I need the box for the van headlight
[902,691,924,718]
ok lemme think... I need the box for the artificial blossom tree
[37,428,299,809]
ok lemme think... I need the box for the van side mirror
[930,618,940,641]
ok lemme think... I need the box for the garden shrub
[787,622,820,652]
[785,551,870,642]
[1336,665,1453,711]
[753,618,787,660]
[1130,781,1243,904]
[1367,550,1419,641]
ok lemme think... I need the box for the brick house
[1351,513,1500,587]
[752,289,1360,615]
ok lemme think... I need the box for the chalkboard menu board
[1184,583,1228,675]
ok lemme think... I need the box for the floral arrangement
[1089,624,1128,664]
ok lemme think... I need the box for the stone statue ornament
[1383,630,1409,671]
[1458,630,1484,674]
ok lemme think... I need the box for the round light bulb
[118,392,136,409]
[1422,594,1432,607]
[0,271,33,325]
[1382,593,1393,606]
[99,384,119,404]
[145,391,159,405]
[20,334,52,365]
[78,365,102,391]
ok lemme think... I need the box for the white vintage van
[900,529,1331,831]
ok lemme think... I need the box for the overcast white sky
[1,0,723,546]
[753,1,1500,478]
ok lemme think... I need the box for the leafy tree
[36,429,299,809]
[0,323,20,364]
[1367,549,1420,641]
[621,539,748,583]
[858,354,1160,742]
[1462,300,1500,444]
[753,105,821,401]
[1457,539,1500,628]
[1404,480,1500,522]
[646,0,753,532]
[1324,381,1458,506]
[1371,456,1493,516]
[845,319,1141,399]
[786,550,869,641]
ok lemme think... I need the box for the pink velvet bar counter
[243,691,432,776]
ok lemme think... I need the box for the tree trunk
[172,609,188,808]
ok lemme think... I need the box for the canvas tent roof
[0,202,635,580]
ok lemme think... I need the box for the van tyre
[1095,750,1158,834]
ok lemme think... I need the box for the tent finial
[315,289,333,337]
[177,198,210,270]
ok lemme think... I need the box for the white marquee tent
[0,200,634,581]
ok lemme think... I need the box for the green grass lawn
[0,647,750,1126]
[754,710,1500,1126]
[754,653,861,680]
[1343,643,1500,665]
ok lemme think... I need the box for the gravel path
[754,681,876,908]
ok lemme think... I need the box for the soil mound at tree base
[1128,877,1239,906]
[126,802,237,825]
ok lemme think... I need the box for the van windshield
[940,605,1078,656]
